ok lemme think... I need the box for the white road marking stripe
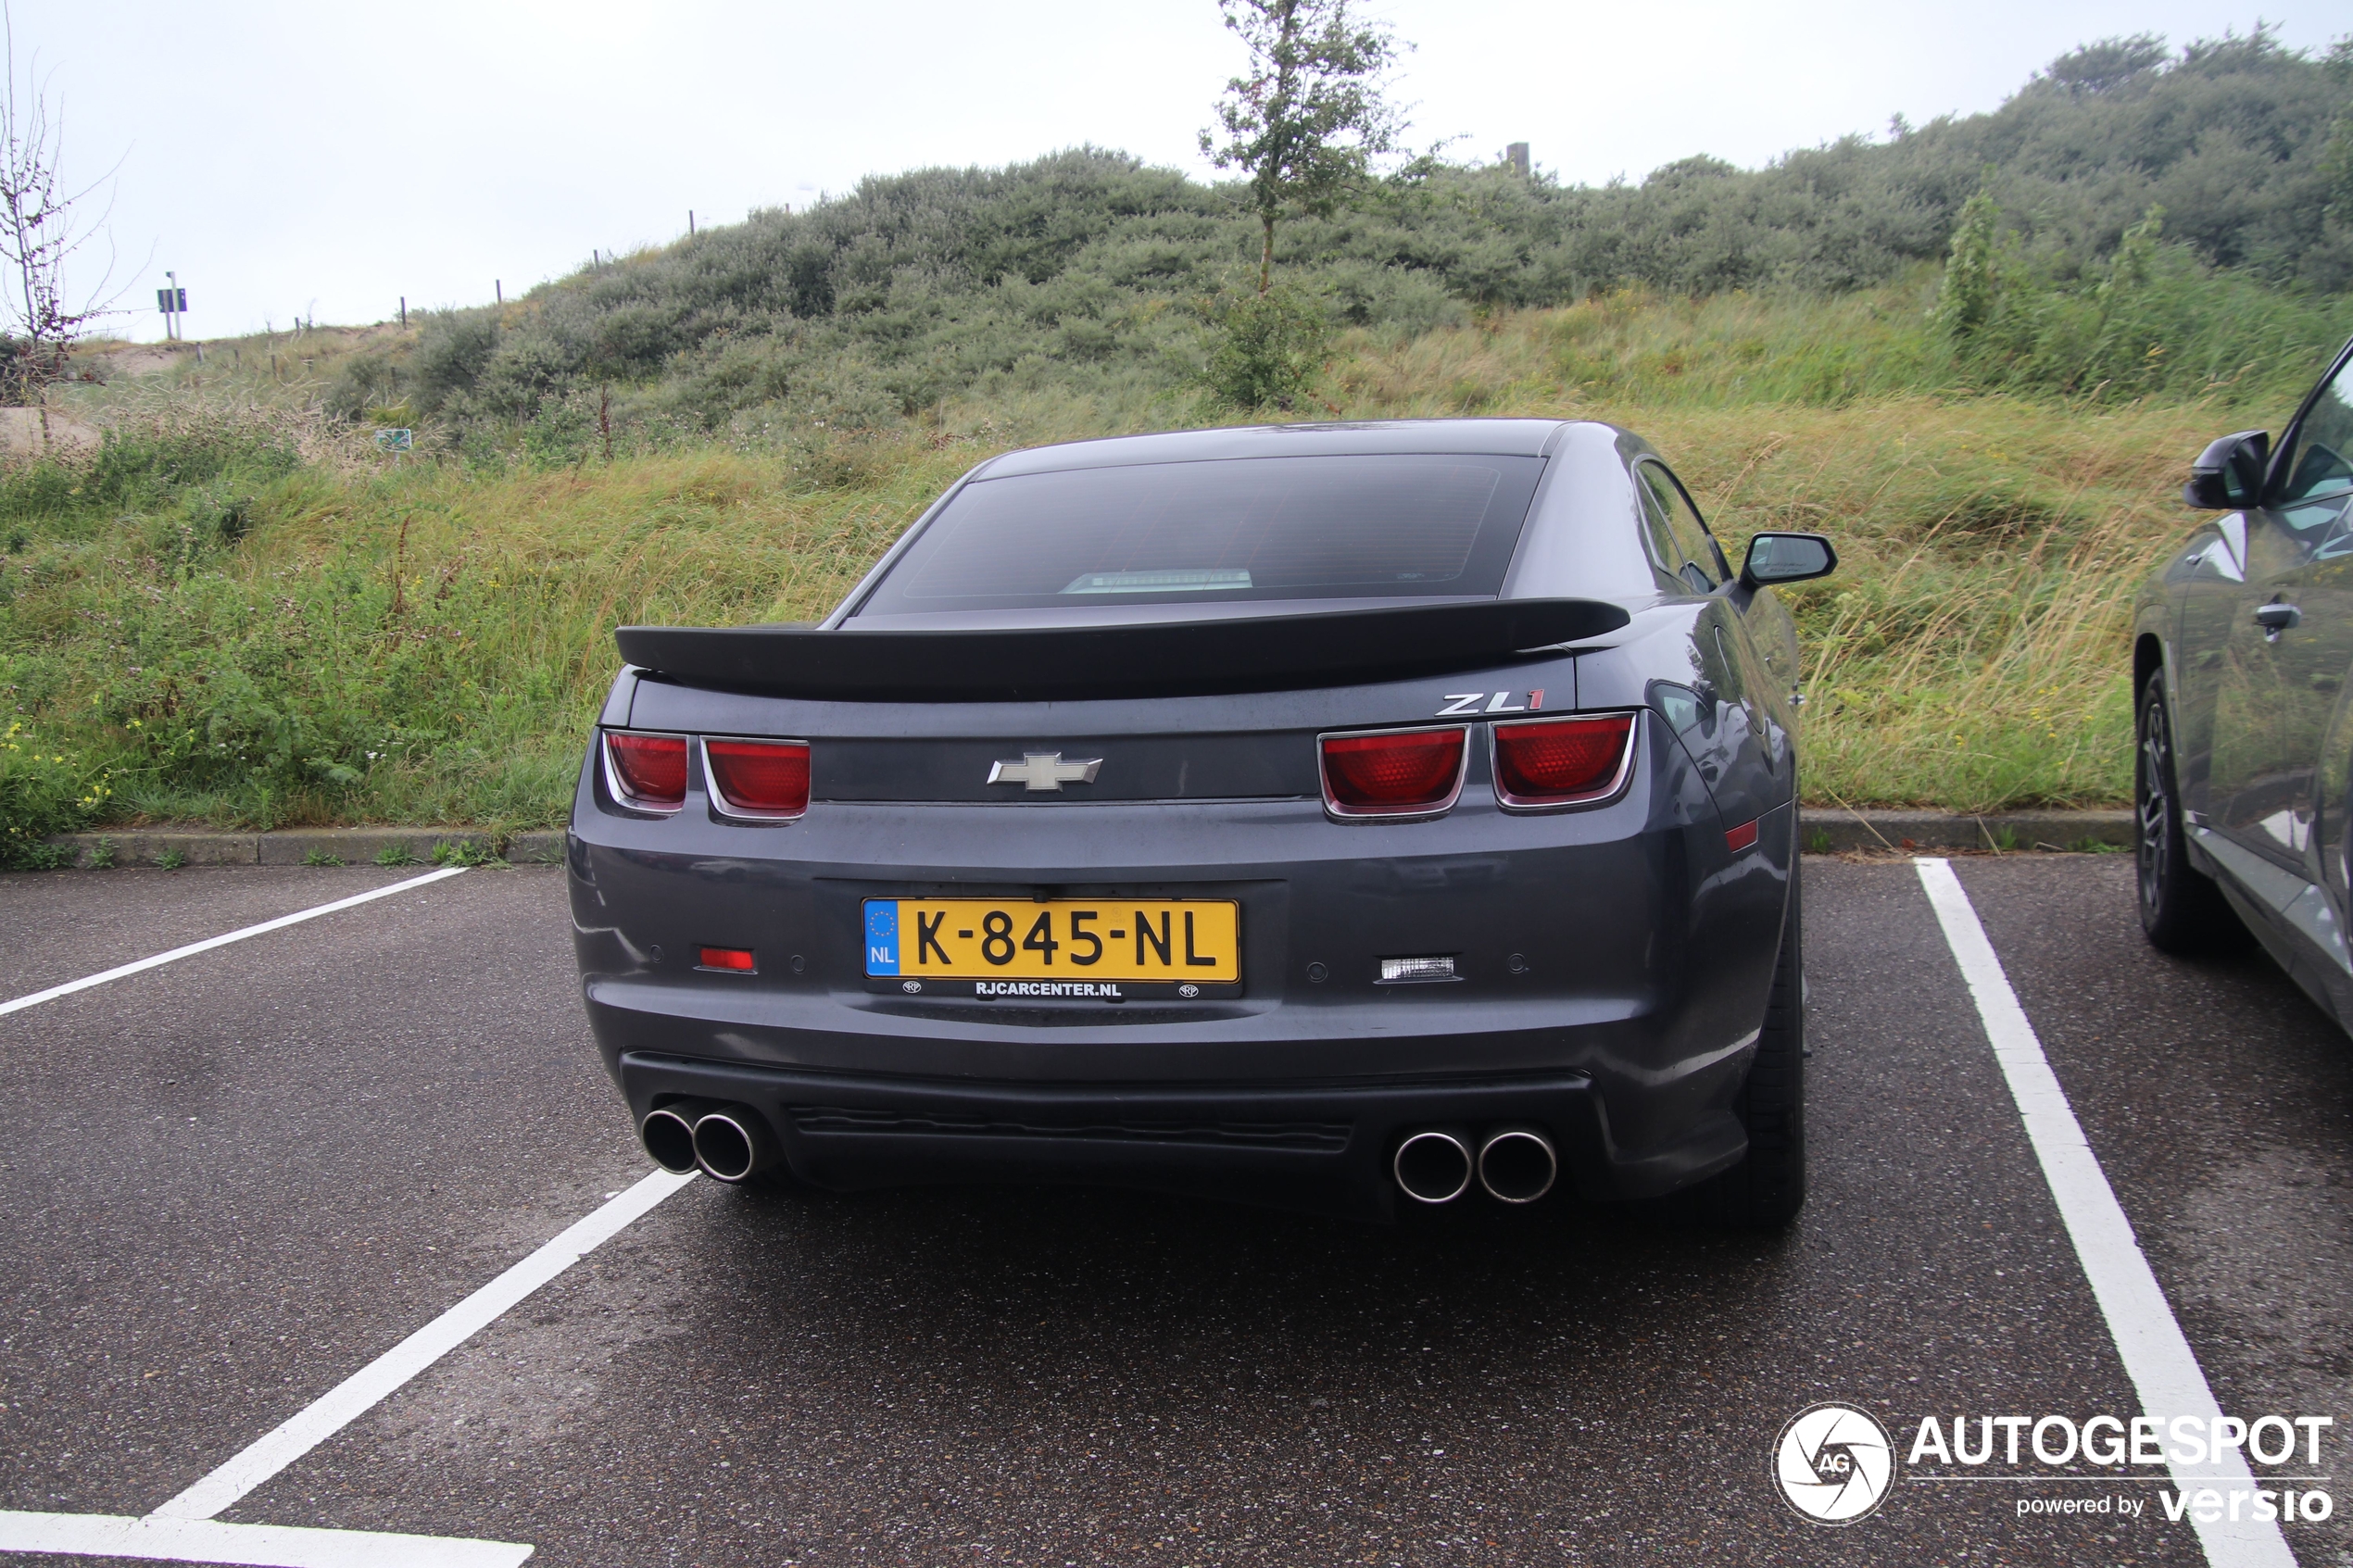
[0,867,472,1017]
[1908,1474,2333,1483]
[0,1510,530,1567]
[152,1168,697,1523]
[1914,859,2296,1568]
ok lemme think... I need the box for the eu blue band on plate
[863,900,899,975]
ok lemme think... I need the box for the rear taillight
[1492,713,1636,809]
[1320,726,1469,819]
[605,732,687,811]
[704,738,812,820]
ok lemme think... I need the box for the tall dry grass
[0,432,972,832]
[6,290,2316,831]
[1636,400,2214,809]
[1315,296,2249,809]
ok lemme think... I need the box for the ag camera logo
[1775,1402,1897,1524]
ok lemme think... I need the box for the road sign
[156,287,186,313]
[374,429,413,452]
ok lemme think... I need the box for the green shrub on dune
[328,28,2353,445]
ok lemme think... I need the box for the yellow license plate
[864,898,1239,983]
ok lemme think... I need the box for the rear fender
[1573,604,1785,832]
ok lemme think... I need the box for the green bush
[1934,197,2352,400]
[0,720,107,868]
[0,426,300,526]
[1196,284,1332,412]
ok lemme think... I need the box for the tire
[2135,677,2246,955]
[1690,858,1806,1229]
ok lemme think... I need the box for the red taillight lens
[705,738,812,819]
[1493,713,1636,807]
[698,946,756,972]
[606,732,687,810]
[1321,727,1468,817]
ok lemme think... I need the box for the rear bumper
[614,1051,1746,1222]
[571,695,1793,1221]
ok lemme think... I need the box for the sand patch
[0,405,100,460]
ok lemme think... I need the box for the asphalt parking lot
[1,853,2347,1567]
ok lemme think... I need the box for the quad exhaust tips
[1392,1124,1558,1205]
[639,1099,781,1184]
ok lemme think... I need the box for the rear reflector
[606,732,687,810]
[1320,726,1468,819]
[1380,956,1457,983]
[698,947,756,972]
[1492,712,1636,809]
[704,738,812,820]
[1725,819,1759,853]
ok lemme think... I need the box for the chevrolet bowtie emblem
[988,752,1102,792]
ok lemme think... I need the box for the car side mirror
[2183,430,2269,509]
[1740,532,1837,590]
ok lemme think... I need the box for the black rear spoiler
[613,598,1630,703]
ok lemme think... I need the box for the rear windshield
[856,454,1546,615]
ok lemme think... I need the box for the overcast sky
[15,1,2346,343]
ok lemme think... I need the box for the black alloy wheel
[1689,856,1806,1228]
[2135,677,2246,955]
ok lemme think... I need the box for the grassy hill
[5,282,2309,855]
[4,29,2352,855]
[303,26,2353,448]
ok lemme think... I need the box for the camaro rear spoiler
[614,597,1630,702]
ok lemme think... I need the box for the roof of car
[972,419,1585,479]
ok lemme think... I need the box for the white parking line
[0,1168,695,1566]
[153,1167,697,1522]
[0,1511,531,1567]
[0,868,470,1017]
[1915,859,2297,1568]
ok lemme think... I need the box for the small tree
[2099,204,2166,302]
[1931,188,2005,341]
[1201,0,1407,295]
[0,5,121,441]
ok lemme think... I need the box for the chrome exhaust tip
[1393,1127,1474,1204]
[1478,1125,1557,1204]
[690,1104,780,1184]
[640,1098,719,1174]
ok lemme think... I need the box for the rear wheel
[2136,677,2246,955]
[1690,859,1806,1228]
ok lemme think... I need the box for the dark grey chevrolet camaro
[566,419,1836,1223]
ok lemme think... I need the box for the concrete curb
[1799,809,2133,854]
[30,810,2134,869]
[35,827,566,870]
